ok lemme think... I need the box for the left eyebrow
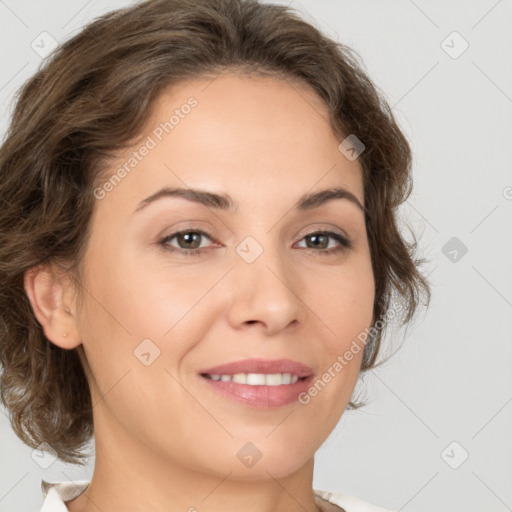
[132,186,364,214]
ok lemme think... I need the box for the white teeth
[246,373,266,385]
[232,373,247,384]
[265,373,283,386]
[206,372,301,385]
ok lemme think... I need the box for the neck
[69,407,322,512]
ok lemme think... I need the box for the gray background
[1,1,511,511]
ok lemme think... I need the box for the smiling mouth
[200,373,308,385]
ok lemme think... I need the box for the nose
[225,243,303,335]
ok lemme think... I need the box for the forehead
[95,72,364,218]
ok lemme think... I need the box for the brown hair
[0,0,430,464]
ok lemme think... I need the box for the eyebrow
[133,186,365,214]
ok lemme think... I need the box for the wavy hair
[0,0,430,464]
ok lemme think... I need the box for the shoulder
[314,488,394,512]
[41,479,90,511]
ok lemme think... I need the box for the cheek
[83,242,221,343]
[310,256,375,349]
[302,253,374,417]
[121,249,229,334]
[75,249,225,407]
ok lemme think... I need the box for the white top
[40,480,393,512]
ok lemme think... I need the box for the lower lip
[200,374,314,408]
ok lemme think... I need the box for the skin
[24,72,375,512]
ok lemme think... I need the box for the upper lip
[199,358,314,378]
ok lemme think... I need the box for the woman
[0,0,430,511]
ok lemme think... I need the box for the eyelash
[158,228,352,257]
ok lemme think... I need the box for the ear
[23,263,82,350]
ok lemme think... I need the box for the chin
[231,437,316,480]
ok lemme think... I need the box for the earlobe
[23,264,81,350]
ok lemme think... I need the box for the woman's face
[73,72,374,479]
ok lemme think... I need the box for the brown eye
[173,231,204,249]
[159,229,214,257]
[296,231,352,254]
